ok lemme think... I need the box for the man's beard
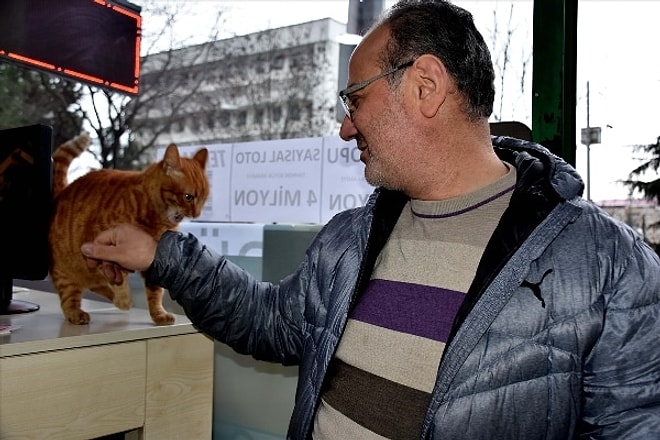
[364,153,404,191]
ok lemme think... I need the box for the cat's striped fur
[49,135,209,325]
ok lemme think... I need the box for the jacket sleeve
[145,230,308,365]
[581,233,660,438]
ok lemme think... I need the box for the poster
[158,136,375,224]
[320,136,373,222]
[230,137,323,223]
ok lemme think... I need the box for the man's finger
[81,239,116,262]
[84,256,100,271]
[102,261,124,285]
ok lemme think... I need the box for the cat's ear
[163,144,182,174]
[193,148,208,169]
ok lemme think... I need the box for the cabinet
[0,289,213,440]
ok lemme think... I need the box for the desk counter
[0,289,213,440]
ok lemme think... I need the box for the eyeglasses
[338,60,415,120]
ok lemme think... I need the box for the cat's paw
[113,295,132,311]
[65,310,90,325]
[152,312,175,326]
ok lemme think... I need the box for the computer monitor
[0,124,53,314]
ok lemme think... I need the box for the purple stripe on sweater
[351,279,465,342]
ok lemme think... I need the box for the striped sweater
[313,164,516,439]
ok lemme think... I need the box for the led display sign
[0,0,141,95]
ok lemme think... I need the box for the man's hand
[81,224,158,284]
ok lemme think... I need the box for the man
[82,1,660,438]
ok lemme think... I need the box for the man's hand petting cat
[81,223,158,284]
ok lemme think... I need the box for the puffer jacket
[148,136,660,439]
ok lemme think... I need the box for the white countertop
[0,288,198,357]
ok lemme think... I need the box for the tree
[0,62,84,146]
[130,15,341,154]
[42,1,536,171]
[71,1,227,170]
[624,136,660,201]
[485,2,532,126]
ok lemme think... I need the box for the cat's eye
[184,193,194,202]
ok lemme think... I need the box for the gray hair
[373,0,495,120]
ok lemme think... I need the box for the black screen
[0,124,53,314]
[0,0,141,95]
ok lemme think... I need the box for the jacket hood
[492,135,585,201]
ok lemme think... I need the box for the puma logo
[521,269,553,308]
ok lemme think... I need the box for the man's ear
[409,54,449,118]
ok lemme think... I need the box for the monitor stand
[2,299,40,315]
[0,280,40,315]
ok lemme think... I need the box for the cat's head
[160,144,210,223]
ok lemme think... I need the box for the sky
[139,0,660,203]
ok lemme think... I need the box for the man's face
[339,27,412,191]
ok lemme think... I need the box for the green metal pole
[531,0,578,166]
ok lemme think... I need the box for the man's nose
[339,115,357,141]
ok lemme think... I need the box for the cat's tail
[52,132,92,198]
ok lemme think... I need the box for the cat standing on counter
[49,134,209,325]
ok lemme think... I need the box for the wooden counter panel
[1,290,212,439]
[0,342,146,440]
[143,333,214,440]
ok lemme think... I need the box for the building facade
[599,198,660,247]
[134,18,348,150]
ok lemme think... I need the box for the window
[206,113,216,130]
[254,108,264,124]
[219,111,230,128]
[287,101,301,121]
[237,110,247,126]
[271,105,282,122]
[190,114,200,131]
[272,55,285,70]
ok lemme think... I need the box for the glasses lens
[339,95,351,119]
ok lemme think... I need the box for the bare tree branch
[79,1,228,169]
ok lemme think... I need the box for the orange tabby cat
[49,134,209,325]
